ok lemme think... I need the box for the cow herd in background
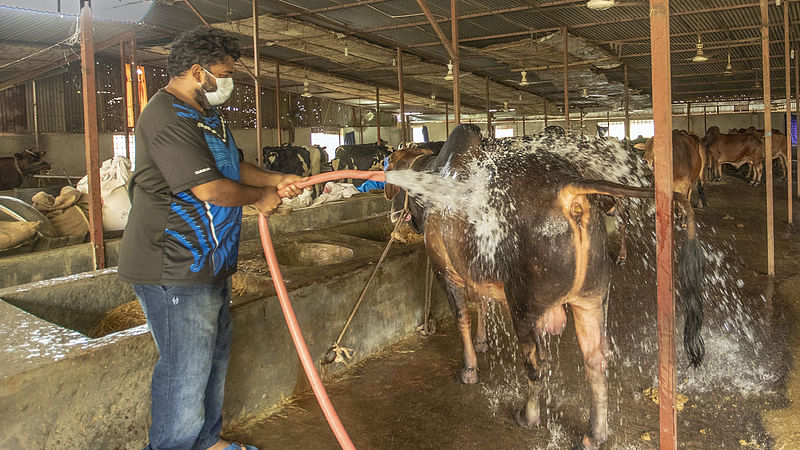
[631,125,793,214]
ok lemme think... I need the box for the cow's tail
[675,198,705,367]
[568,181,705,368]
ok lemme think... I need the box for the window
[607,119,655,140]
[412,126,425,143]
[494,127,514,138]
[113,134,136,170]
[311,132,341,161]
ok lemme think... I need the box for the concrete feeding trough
[0,199,448,448]
[274,242,355,266]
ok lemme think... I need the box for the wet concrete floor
[225,172,800,449]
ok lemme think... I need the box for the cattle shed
[1,0,800,448]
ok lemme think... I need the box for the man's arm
[239,161,285,188]
[191,178,281,215]
[239,161,308,197]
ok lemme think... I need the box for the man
[119,27,305,450]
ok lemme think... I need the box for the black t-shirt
[118,89,242,285]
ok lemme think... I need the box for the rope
[325,196,409,364]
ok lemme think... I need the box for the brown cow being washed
[385,125,705,449]
[0,149,51,191]
[634,130,708,208]
[703,126,764,184]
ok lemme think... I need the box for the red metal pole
[80,3,105,270]
[649,0,676,448]
[784,1,792,225]
[761,0,775,276]
[563,27,569,132]
[130,35,139,125]
[451,0,460,125]
[253,0,263,167]
[397,47,406,143]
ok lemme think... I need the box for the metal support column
[624,64,630,143]
[32,80,39,152]
[522,114,526,136]
[544,100,548,127]
[119,42,129,158]
[375,87,381,143]
[253,0,263,166]
[130,36,139,126]
[445,102,449,136]
[486,77,491,137]
[784,0,793,225]
[80,2,105,270]
[275,63,282,146]
[397,47,406,143]
[687,102,691,132]
[761,0,775,276]
[563,27,569,131]
[451,0,460,125]
[703,106,707,133]
[649,0,676,447]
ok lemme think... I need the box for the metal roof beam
[284,0,387,18]
[0,31,136,91]
[414,0,455,60]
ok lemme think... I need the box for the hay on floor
[88,300,146,338]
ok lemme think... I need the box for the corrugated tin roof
[2,0,799,110]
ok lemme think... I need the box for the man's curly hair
[167,27,241,78]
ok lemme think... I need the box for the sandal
[222,443,258,450]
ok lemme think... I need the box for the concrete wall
[0,133,35,155]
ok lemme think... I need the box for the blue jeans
[133,279,232,450]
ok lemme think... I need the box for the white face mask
[201,67,234,106]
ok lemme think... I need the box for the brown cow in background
[634,130,707,208]
[744,128,788,180]
[703,126,764,184]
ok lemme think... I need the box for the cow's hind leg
[696,180,708,208]
[504,279,548,428]
[437,272,480,384]
[570,297,609,450]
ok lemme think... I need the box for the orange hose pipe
[278,170,385,197]
[257,170,385,449]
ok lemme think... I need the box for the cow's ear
[633,143,646,150]
[385,183,400,200]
